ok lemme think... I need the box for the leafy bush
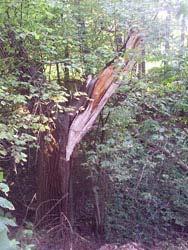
[85,65,188,244]
[0,173,19,250]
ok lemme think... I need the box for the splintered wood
[66,30,143,161]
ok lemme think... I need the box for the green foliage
[0,178,19,250]
[0,0,188,248]
[85,61,188,244]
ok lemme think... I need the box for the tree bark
[138,47,145,78]
[1,28,143,231]
[36,113,71,228]
[180,16,186,48]
[35,30,143,229]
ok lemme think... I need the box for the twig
[34,194,68,229]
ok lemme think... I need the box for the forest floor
[15,226,188,250]
[36,238,188,250]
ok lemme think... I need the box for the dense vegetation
[0,0,187,249]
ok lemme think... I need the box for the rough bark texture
[1,29,142,230]
[35,30,143,231]
[36,113,71,228]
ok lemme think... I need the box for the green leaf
[0,230,19,250]
[0,198,15,210]
[0,171,3,182]
[0,183,9,195]
[0,221,8,232]
[0,216,17,228]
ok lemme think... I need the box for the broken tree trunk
[36,30,143,228]
[66,30,143,161]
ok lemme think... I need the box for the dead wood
[66,30,143,161]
